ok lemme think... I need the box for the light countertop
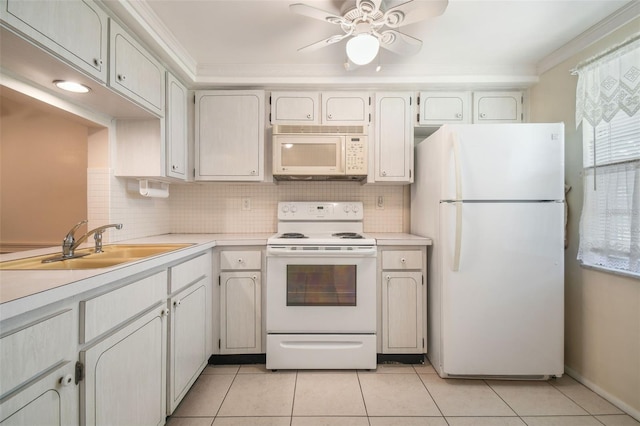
[0,232,431,320]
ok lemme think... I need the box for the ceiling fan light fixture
[346,33,380,65]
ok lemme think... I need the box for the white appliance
[266,202,377,370]
[411,123,565,379]
[272,126,368,180]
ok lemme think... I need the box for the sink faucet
[61,220,123,258]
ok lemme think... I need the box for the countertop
[0,232,431,320]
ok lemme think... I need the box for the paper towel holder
[128,179,169,198]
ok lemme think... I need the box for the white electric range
[266,202,377,370]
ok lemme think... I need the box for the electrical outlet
[242,198,251,211]
[376,196,384,210]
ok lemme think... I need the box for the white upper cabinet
[418,91,471,125]
[109,19,165,116]
[322,92,370,125]
[473,91,523,123]
[0,0,108,82]
[271,91,319,124]
[271,92,370,126]
[196,90,265,181]
[166,73,188,180]
[373,92,414,183]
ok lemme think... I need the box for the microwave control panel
[345,136,367,175]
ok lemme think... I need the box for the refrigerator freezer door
[439,201,564,376]
[442,123,565,201]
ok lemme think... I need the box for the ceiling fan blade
[289,3,346,25]
[297,34,349,52]
[383,0,448,28]
[379,30,423,56]
[357,0,383,15]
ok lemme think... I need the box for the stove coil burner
[280,232,308,239]
[332,232,364,239]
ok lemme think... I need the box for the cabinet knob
[172,165,177,170]
[250,170,256,175]
[328,114,333,119]
[306,113,311,119]
[117,74,126,81]
[386,275,391,281]
[381,171,387,176]
[173,300,181,307]
[93,58,103,67]
[401,258,406,264]
[252,274,257,281]
[456,113,462,118]
[161,308,170,317]
[480,112,486,118]
[237,258,244,264]
[59,374,74,387]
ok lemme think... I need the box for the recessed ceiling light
[53,80,91,94]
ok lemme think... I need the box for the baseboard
[564,365,640,421]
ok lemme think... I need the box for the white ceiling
[104,0,638,88]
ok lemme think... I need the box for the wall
[0,94,88,250]
[529,18,640,417]
[170,182,407,234]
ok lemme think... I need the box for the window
[575,36,640,277]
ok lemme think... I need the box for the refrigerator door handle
[452,132,462,200]
[453,202,462,272]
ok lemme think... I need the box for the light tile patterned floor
[167,362,639,426]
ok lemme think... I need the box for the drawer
[382,250,423,270]
[170,252,211,293]
[80,270,167,343]
[220,250,261,270]
[0,309,73,396]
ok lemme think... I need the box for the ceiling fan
[290,0,449,66]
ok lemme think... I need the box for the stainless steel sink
[0,244,192,270]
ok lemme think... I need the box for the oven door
[266,246,377,333]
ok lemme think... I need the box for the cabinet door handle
[386,275,391,281]
[250,170,256,175]
[456,113,462,118]
[400,258,406,264]
[173,300,181,307]
[117,74,126,81]
[172,165,177,170]
[480,112,486,118]
[381,171,387,176]
[60,374,74,387]
[327,113,333,119]
[306,113,311,119]
[93,58,103,67]
[237,258,244,264]
[252,274,257,281]
[161,308,170,317]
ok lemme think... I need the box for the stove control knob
[290,205,297,213]
[282,205,290,213]
[343,205,351,213]
[352,204,360,213]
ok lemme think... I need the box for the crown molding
[107,0,198,82]
[537,1,640,74]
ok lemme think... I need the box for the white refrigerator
[411,123,565,378]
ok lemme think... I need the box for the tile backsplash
[170,182,408,234]
[89,171,408,240]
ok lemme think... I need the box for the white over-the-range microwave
[272,125,368,181]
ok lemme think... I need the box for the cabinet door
[418,91,471,125]
[81,304,167,426]
[473,91,523,123]
[109,20,165,116]
[168,283,208,414]
[374,93,414,183]
[166,73,188,180]
[322,92,370,125]
[0,362,77,426]
[271,92,319,124]
[196,90,265,181]
[0,0,108,82]
[220,271,261,354]
[382,272,423,354]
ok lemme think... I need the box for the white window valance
[575,34,640,129]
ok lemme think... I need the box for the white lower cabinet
[220,271,261,354]
[0,307,78,426]
[80,303,168,426]
[379,247,427,354]
[0,361,77,426]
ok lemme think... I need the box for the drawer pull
[400,258,406,264]
[237,258,244,264]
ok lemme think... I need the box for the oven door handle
[267,246,377,257]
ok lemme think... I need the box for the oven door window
[287,265,356,306]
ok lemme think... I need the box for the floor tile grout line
[547,375,614,421]
[415,368,450,424]
[483,377,521,420]
[212,365,241,421]
[355,369,372,426]
[289,369,298,426]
